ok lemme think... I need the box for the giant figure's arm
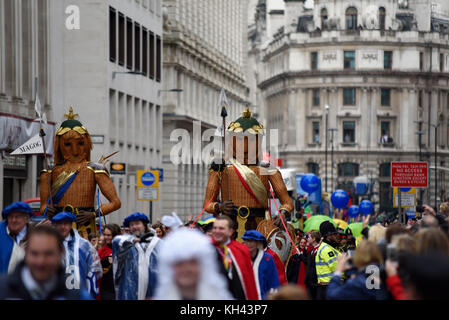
[203,170,221,214]
[268,170,294,216]
[39,171,51,214]
[95,173,121,216]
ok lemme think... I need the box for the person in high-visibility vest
[315,221,340,300]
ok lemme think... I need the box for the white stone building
[256,0,449,211]
[161,0,250,220]
[0,0,164,224]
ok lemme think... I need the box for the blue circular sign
[400,187,411,192]
[141,172,155,186]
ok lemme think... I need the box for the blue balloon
[300,173,320,194]
[359,200,373,216]
[348,205,359,218]
[331,189,349,209]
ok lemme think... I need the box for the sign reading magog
[391,162,428,188]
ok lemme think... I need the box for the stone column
[407,88,418,150]
[287,88,298,150]
[0,0,5,94]
[399,88,409,150]
[361,87,369,149]
[296,89,307,151]
[370,88,379,148]
[14,0,22,98]
[430,89,439,147]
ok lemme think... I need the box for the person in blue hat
[51,212,102,298]
[242,230,280,299]
[0,202,33,274]
[112,212,161,300]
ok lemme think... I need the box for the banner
[10,134,44,155]
[0,114,55,155]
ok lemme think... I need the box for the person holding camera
[326,240,389,300]
[112,212,161,300]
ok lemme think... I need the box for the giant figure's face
[59,130,90,163]
[228,134,261,165]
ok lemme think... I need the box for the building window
[338,162,359,177]
[142,28,148,76]
[384,51,392,69]
[344,51,355,70]
[381,89,391,106]
[311,52,318,70]
[343,88,356,105]
[379,163,391,177]
[379,182,392,210]
[126,17,133,70]
[156,35,161,82]
[343,121,355,143]
[313,89,320,106]
[418,90,423,107]
[312,121,320,143]
[109,8,116,62]
[134,23,141,72]
[118,13,125,66]
[379,7,386,30]
[307,162,320,175]
[440,53,444,72]
[420,52,423,71]
[321,8,328,29]
[346,7,358,30]
[380,122,393,144]
[149,32,155,79]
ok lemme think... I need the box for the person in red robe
[265,247,287,285]
[211,215,259,300]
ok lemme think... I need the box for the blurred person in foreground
[97,223,121,300]
[267,284,309,300]
[0,225,91,300]
[241,230,280,300]
[113,212,161,300]
[51,212,102,298]
[211,215,259,300]
[326,240,389,300]
[154,228,232,300]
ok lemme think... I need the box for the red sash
[232,164,261,205]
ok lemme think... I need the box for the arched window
[346,7,358,30]
[321,8,328,29]
[379,7,386,30]
[338,162,359,177]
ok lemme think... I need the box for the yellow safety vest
[315,242,340,285]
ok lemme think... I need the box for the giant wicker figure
[40,107,121,239]
[203,107,295,261]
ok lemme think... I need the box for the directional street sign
[137,170,159,201]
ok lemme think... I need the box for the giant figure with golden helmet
[40,107,121,239]
[203,107,295,261]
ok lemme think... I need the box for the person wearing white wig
[154,228,233,300]
[161,212,183,234]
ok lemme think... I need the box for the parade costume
[241,230,280,300]
[212,237,259,300]
[112,213,161,300]
[40,107,121,239]
[51,212,103,298]
[97,244,114,300]
[265,247,287,285]
[154,228,233,300]
[203,107,294,244]
[0,202,32,274]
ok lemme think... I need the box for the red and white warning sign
[391,162,428,188]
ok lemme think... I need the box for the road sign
[137,170,159,201]
[393,187,416,208]
[150,168,164,182]
[391,162,428,188]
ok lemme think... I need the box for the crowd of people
[1,199,449,300]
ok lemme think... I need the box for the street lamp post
[431,123,439,210]
[329,128,338,192]
[325,105,329,192]
[415,120,425,203]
